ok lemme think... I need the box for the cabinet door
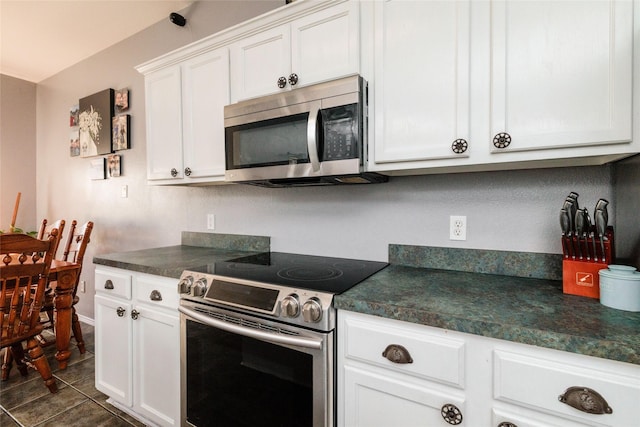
[290,1,360,88]
[489,0,633,153]
[230,25,290,102]
[133,305,180,427]
[95,295,133,406]
[343,365,466,427]
[182,48,229,181]
[370,0,471,167]
[145,66,184,180]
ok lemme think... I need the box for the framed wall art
[89,158,106,180]
[69,128,80,157]
[115,88,129,113]
[107,154,121,177]
[79,88,114,157]
[112,114,130,151]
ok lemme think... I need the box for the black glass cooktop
[189,252,388,294]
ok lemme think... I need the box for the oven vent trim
[193,306,300,337]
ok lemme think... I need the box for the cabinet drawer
[95,267,132,299]
[494,349,640,426]
[341,312,465,388]
[134,273,179,310]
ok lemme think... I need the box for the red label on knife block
[561,227,614,299]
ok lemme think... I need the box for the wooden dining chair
[38,219,65,259]
[1,232,59,393]
[40,220,94,354]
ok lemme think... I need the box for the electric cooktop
[189,251,388,294]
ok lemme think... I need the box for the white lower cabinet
[95,267,180,427]
[338,311,640,427]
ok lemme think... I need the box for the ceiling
[0,0,193,83]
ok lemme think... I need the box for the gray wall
[1,74,37,232]
[23,1,636,321]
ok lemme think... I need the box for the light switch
[121,185,128,198]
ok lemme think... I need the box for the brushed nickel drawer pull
[498,422,518,427]
[558,386,612,414]
[104,279,114,290]
[382,344,413,364]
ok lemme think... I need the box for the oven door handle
[179,305,323,350]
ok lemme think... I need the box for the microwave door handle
[307,104,321,172]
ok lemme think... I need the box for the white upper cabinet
[366,0,638,175]
[230,0,359,102]
[145,66,183,181]
[181,49,229,181]
[139,47,229,185]
[367,0,471,164]
[489,0,633,153]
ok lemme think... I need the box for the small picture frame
[70,128,80,157]
[115,88,129,113]
[89,158,106,180]
[112,115,130,151]
[70,105,79,127]
[107,154,121,178]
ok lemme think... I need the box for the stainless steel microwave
[224,75,387,187]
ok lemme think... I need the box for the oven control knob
[178,276,194,294]
[302,298,323,323]
[281,294,300,318]
[192,278,208,297]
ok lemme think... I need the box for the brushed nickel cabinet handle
[131,309,140,320]
[171,168,178,177]
[498,422,518,427]
[559,386,612,414]
[116,307,125,317]
[184,167,192,176]
[382,344,413,364]
[277,76,287,88]
[149,290,162,301]
[104,280,114,290]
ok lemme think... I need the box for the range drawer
[341,312,465,388]
[95,267,132,300]
[494,349,640,426]
[134,273,179,310]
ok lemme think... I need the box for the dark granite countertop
[94,237,639,365]
[93,231,270,279]
[334,245,640,365]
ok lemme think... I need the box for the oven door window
[185,318,316,427]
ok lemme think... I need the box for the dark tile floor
[1,323,146,427]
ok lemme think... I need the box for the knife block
[562,227,614,299]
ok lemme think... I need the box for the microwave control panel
[322,104,359,160]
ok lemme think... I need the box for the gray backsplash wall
[12,1,632,320]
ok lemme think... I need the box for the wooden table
[48,259,81,370]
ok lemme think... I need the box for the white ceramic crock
[599,265,640,312]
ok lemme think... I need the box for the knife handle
[561,235,569,259]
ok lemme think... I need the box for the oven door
[179,300,334,427]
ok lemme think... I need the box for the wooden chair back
[37,219,65,258]
[1,232,57,347]
[62,220,94,266]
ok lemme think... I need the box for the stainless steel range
[177,252,387,427]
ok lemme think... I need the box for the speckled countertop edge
[335,245,640,365]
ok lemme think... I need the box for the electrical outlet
[207,214,215,230]
[121,185,128,198]
[449,215,467,241]
[80,280,86,293]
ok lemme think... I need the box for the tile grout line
[55,370,140,427]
